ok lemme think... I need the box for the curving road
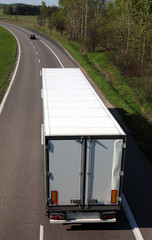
[0,22,151,240]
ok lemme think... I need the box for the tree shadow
[108,108,152,230]
[109,108,152,164]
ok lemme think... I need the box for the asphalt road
[0,22,151,240]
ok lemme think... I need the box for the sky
[0,0,58,6]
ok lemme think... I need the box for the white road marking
[41,124,44,145]
[0,26,21,115]
[40,70,42,76]
[41,89,43,98]
[36,51,38,55]
[122,193,144,240]
[33,46,35,49]
[40,39,64,68]
[38,59,40,63]
[39,225,44,240]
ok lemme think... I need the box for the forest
[37,0,152,79]
[3,3,40,16]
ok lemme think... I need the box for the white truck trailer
[42,68,126,224]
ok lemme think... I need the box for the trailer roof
[42,68,125,137]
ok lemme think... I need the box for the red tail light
[102,213,116,220]
[50,215,63,220]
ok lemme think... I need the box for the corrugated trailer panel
[42,68,125,137]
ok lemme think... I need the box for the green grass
[0,14,38,28]
[0,26,17,102]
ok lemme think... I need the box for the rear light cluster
[102,213,116,220]
[50,215,64,220]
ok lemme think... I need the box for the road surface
[0,22,151,240]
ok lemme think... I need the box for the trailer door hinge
[117,197,121,202]
[47,198,51,204]
[88,199,98,204]
[70,199,81,204]
[119,171,124,176]
[46,142,54,152]
[122,143,126,149]
[46,144,50,150]
[46,172,54,180]
[76,139,83,144]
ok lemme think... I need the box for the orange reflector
[51,191,58,205]
[111,190,117,204]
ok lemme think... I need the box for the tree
[37,14,44,26]
[52,9,66,34]
[104,0,152,76]
[40,1,47,25]
[58,0,105,43]
[3,5,12,15]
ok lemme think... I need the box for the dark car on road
[30,34,36,39]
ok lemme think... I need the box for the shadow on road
[66,210,130,231]
[109,108,152,231]
[109,108,152,164]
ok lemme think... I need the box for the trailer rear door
[47,138,124,207]
[86,138,123,206]
[47,139,85,206]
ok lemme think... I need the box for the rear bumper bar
[50,218,116,224]
[49,211,117,224]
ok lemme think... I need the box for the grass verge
[0,26,17,103]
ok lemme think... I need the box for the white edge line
[39,225,44,240]
[122,193,144,240]
[41,124,44,145]
[0,26,21,115]
[41,89,43,98]
[40,39,64,68]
